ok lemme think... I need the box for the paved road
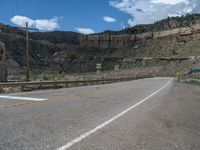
[0,77,200,150]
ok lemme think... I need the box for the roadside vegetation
[181,74,200,85]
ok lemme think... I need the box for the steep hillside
[81,24,200,57]
[80,14,200,74]
[0,23,81,68]
[1,14,200,76]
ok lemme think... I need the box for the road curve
[1,77,199,150]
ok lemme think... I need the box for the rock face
[78,24,200,75]
[0,42,7,82]
[80,24,200,57]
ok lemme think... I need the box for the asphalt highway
[0,77,200,150]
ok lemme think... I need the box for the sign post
[96,64,102,75]
[114,65,119,71]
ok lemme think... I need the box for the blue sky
[0,0,200,34]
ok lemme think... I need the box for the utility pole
[15,22,39,81]
[13,24,39,81]
[25,22,29,81]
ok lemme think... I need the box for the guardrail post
[21,85,25,91]
[65,83,68,88]
[76,79,78,87]
[101,77,104,84]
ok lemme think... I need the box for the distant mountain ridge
[102,13,200,35]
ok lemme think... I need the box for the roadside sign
[96,64,102,70]
[192,69,200,73]
[96,64,102,75]
[114,65,119,71]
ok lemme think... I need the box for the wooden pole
[13,24,38,81]
[25,22,29,81]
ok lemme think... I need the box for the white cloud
[103,16,117,23]
[75,28,95,34]
[10,16,35,27]
[151,0,190,5]
[10,15,60,31]
[109,0,200,26]
[35,18,59,31]
[168,13,181,17]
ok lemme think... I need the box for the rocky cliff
[78,24,200,75]
[80,24,200,57]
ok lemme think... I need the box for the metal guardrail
[0,77,136,88]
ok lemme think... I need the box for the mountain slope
[0,24,81,67]
[1,14,200,74]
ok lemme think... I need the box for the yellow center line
[0,101,41,110]
[0,87,124,110]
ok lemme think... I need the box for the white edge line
[0,95,47,101]
[57,78,173,150]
